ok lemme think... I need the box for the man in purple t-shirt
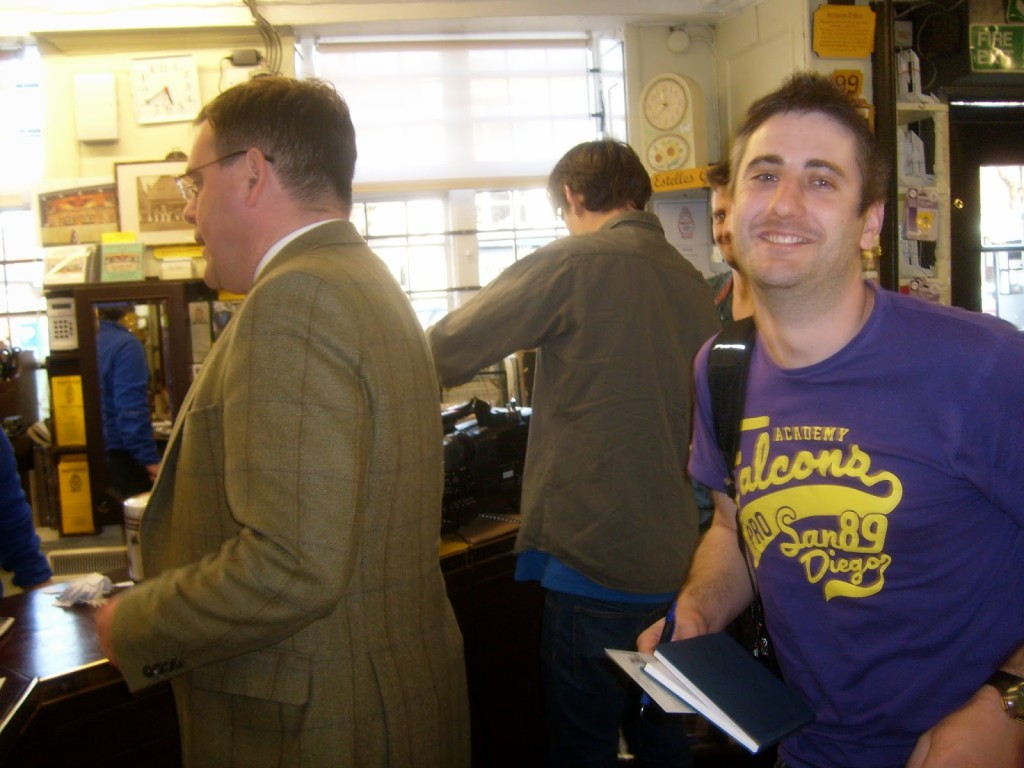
[640,73,1024,768]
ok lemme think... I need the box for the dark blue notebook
[647,631,814,753]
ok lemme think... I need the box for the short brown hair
[196,76,357,211]
[546,140,652,214]
[705,162,730,192]
[730,72,888,214]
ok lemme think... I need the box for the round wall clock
[130,55,203,125]
[637,72,707,175]
[641,74,689,131]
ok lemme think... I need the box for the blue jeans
[540,590,692,768]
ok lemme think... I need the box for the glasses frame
[175,149,274,201]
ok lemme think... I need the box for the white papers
[643,657,760,752]
[604,649,694,715]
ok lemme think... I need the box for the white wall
[37,33,291,189]
[713,0,876,158]
[33,25,720,192]
[2,1,756,38]
[11,0,880,193]
[624,23,722,165]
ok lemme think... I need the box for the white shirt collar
[253,219,343,281]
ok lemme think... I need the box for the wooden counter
[441,512,547,768]
[0,512,544,768]
[0,586,180,768]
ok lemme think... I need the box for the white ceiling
[13,0,762,51]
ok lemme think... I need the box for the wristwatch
[986,670,1024,722]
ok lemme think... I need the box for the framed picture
[653,194,712,277]
[115,160,193,246]
[42,244,96,286]
[38,184,119,246]
[100,241,146,282]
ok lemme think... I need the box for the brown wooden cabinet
[43,279,216,530]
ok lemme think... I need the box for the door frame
[949,104,1024,310]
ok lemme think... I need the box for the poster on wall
[653,196,713,277]
[38,185,118,246]
[812,5,877,59]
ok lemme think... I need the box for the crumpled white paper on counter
[54,573,113,608]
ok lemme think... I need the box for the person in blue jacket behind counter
[0,431,52,595]
[96,305,161,499]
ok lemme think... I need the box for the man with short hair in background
[704,161,753,325]
[428,139,720,767]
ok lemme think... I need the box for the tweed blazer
[110,221,470,768]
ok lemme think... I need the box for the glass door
[979,165,1024,328]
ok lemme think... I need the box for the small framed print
[38,184,118,246]
[115,160,193,246]
[100,241,145,282]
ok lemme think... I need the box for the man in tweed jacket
[96,76,470,768]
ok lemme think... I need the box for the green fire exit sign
[970,24,1024,71]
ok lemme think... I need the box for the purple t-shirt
[690,284,1024,768]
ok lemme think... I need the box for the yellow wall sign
[832,69,866,99]
[58,454,95,535]
[651,165,710,194]
[813,5,877,59]
[50,375,87,446]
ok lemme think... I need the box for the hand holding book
[610,631,813,754]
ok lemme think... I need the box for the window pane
[1,262,45,313]
[477,190,515,231]
[0,46,43,202]
[405,240,447,291]
[407,199,445,235]
[9,315,47,356]
[0,210,39,261]
[366,201,410,237]
[475,188,564,284]
[478,238,516,286]
[315,40,595,181]
[410,291,450,329]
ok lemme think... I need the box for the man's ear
[563,185,586,217]
[244,148,272,205]
[859,200,885,251]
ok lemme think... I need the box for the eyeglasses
[175,149,275,201]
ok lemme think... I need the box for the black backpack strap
[707,316,756,499]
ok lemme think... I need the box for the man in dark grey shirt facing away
[427,139,721,768]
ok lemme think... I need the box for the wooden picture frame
[115,159,192,246]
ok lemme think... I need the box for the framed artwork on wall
[38,184,119,246]
[115,159,193,246]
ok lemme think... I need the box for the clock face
[647,134,691,172]
[643,76,689,131]
[130,55,203,125]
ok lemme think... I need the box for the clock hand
[145,86,172,105]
